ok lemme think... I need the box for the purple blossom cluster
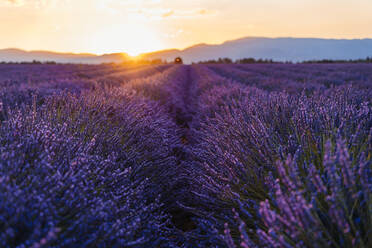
[0,66,182,246]
[224,140,371,247]
[0,63,371,247]
[187,65,371,247]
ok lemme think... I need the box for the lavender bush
[186,69,371,246]
[225,139,371,247]
[0,63,371,247]
[0,87,181,246]
[0,110,176,247]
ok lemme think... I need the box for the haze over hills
[141,37,372,63]
[1,37,372,64]
[0,48,130,64]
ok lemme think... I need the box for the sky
[0,0,372,56]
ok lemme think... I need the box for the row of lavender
[185,64,372,247]
[207,63,372,92]
[0,64,171,119]
[0,64,187,247]
[0,63,371,247]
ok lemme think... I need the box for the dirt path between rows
[167,65,199,232]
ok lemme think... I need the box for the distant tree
[174,57,183,64]
[150,59,164,65]
[236,58,280,64]
[198,59,218,64]
[218,58,232,64]
[236,58,256,64]
[301,58,372,64]
[44,61,57,65]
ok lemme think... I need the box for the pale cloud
[94,0,217,19]
[3,0,24,6]
[162,10,174,18]
[96,0,162,9]
[164,29,184,39]
[127,8,218,20]
[198,9,210,15]
[2,0,69,8]
[164,8,218,19]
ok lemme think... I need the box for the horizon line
[2,35,372,57]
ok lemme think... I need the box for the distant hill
[0,48,129,64]
[140,37,372,63]
[2,37,372,64]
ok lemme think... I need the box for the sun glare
[91,24,164,57]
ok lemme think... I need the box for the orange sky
[1,0,372,56]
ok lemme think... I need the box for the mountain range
[0,49,130,64]
[1,37,372,64]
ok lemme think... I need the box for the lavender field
[0,63,371,247]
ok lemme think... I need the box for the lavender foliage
[0,63,371,247]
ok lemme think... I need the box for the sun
[91,24,164,57]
